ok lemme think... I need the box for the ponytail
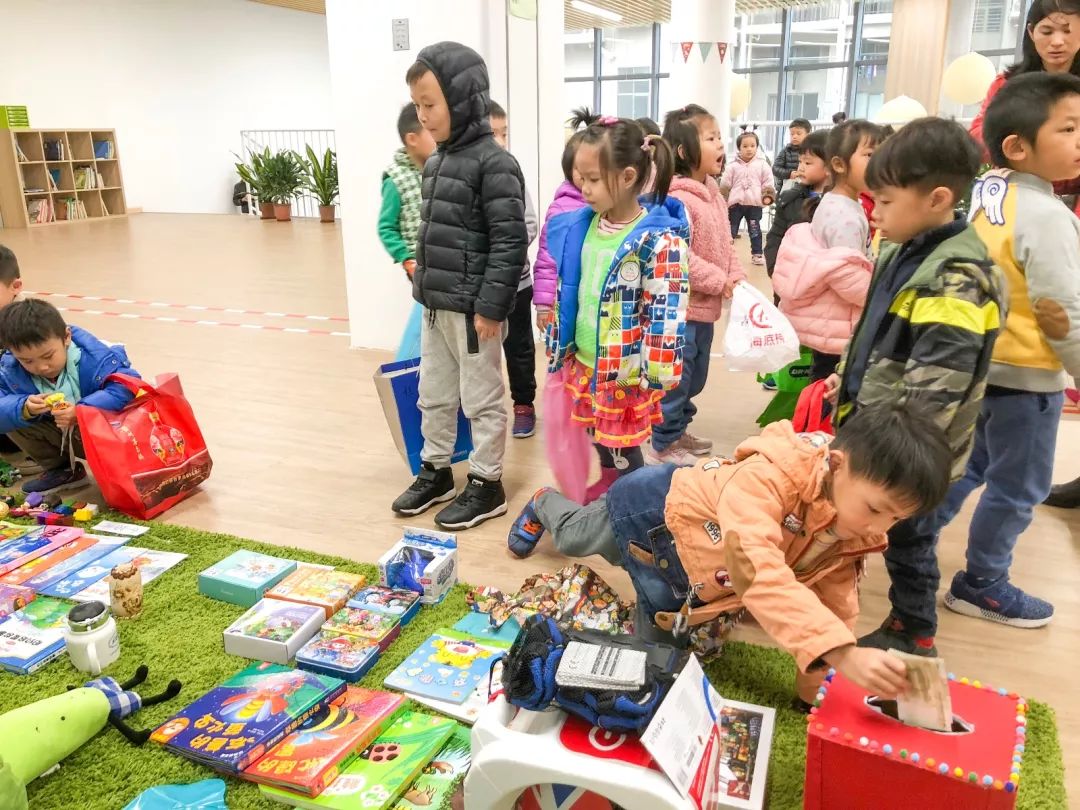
[567,106,598,130]
[647,135,675,204]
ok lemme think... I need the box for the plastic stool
[464,695,692,810]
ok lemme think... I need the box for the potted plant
[235,147,274,219]
[262,150,305,222]
[304,145,339,223]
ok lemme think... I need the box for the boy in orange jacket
[509,402,953,699]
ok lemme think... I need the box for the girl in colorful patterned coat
[544,116,690,502]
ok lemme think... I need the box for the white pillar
[939,0,979,118]
[326,0,509,350]
[666,0,737,132]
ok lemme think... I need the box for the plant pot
[273,203,292,222]
[319,205,336,223]
[259,201,275,220]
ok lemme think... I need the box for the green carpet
[0,520,1066,810]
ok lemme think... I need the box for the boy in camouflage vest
[377,103,436,276]
[823,118,1006,656]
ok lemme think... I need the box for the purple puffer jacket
[534,180,588,309]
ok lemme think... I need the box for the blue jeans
[883,391,1062,632]
[653,322,715,451]
[728,204,763,255]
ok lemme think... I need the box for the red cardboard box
[805,670,1026,810]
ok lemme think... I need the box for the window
[563,23,666,120]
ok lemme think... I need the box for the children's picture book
[19,535,129,592]
[243,687,405,796]
[259,711,456,809]
[393,723,471,810]
[383,628,510,705]
[151,662,346,774]
[347,586,422,626]
[323,608,401,651]
[408,661,500,726]
[296,632,382,683]
[70,549,188,603]
[0,534,99,586]
[0,584,34,621]
[224,600,325,665]
[92,520,151,537]
[0,526,83,576]
[199,550,298,608]
[452,612,522,646]
[39,545,143,599]
[0,522,33,543]
[642,656,775,810]
[266,569,366,619]
[0,597,71,675]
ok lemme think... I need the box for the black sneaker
[391,463,455,516]
[434,475,507,530]
[857,615,938,657]
[1044,475,1080,508]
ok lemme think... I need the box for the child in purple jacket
[533,112,591,333]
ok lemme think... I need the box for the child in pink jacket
[534,112,590,333]
[720,131,775,265]
[646,104,746,467]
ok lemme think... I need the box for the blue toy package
[122,779,227,810]
[295,630,381,682]
[377,528,458,606]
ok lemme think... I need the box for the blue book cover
[20,535,129,592]
[151,662,346,774]
[452,612,522,646]
[382,628,508,705]
[0,597,70,675]
[40,545,142,598]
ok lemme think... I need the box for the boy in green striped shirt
[377,103,436,277]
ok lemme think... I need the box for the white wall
[0,0,333,214]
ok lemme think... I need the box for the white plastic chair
[464,695,693,810]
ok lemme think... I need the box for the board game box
[347,586,421,627]
[151,662,346,774]
[296,632,382,683]
[243,686,405,796]
[266,569,366,619]
[323,608,401,652]
[224,599,325,664]
[259,711,457,809]
[199,551,297,607]
[0,596,71,675]
[383,628,511,705]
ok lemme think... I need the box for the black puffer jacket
[412,41,528,322]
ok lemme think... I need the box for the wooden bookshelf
[0,128,127,228]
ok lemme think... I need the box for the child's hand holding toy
[45,393,77,430]
[23,395,49,417]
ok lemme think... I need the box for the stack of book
[74,166,99,190]
[43,139,64,160]
[61,197,87,221]
[0,597,71,675]
[93,139,115,159]
[26,198,53,224]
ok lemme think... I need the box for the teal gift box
[198,550,297,607]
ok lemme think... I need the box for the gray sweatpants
[534,489,621,565]
[419,309,507,481]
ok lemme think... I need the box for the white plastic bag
[723,281,801,372]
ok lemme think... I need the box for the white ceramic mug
[63,601,120,675]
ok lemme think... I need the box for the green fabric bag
[757,346,813,426]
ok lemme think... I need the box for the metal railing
[238,129,336,219]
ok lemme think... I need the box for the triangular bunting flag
[680,41,693,63]
[717,42,728,63]
[698,41,713,61]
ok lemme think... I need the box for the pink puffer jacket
[534,180,588,309]
[771,222,873,355]
[720,157,775,208]
[669,175,746,323]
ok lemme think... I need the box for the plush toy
[0,666,181,810]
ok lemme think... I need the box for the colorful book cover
[296,632,381,683]
[0,535,99,586]
[20,535,129,592]
[452,612,522,646]
[347,586,421,625]
[0,526,83,576]
[71,549,188,603]
[323,608,400,650]
[244,687,406,796]
[39,545,143,598]
[266,569,366,619]
[0,522,32,544]
[0,596,70,675]
[409,660,501,726]
[199,550,298,608]
[224,600,325,665]
[151,662,347,774]
[0,584,34,621]
[393,724,472,810]
[260,712,456,809]
[383,628,510,705]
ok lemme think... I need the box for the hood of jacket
[732,420,831,504]
[416,41,492,151]
[551,179,586,211]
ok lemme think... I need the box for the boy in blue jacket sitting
[0,299,140,494]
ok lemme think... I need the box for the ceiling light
[570,1,622,23]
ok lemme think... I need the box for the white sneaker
[677,432,713,456]
[644,443,698,467]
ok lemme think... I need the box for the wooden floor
[2,214,1076,794]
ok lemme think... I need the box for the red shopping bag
[77,373,213,519]
[792,379,834,435]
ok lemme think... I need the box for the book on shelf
[15,142,27,162]
[101,197,110,216]
[74,166,99,190]
[43,139,64,161]
[47,169,60,191]
[93,140,115,159]
[25,198,52,224]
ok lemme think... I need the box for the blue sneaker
[512,405,536,439]
[22,465,87,495]
[760,374,777,392]
[943,571,1054,628]
[507,488,550,558]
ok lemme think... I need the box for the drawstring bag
[792,379,834,435]
[542,368,591,504]
[723,281,801,372]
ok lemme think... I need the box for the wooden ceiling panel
[249,0,326,15]
[564,0,840,31]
